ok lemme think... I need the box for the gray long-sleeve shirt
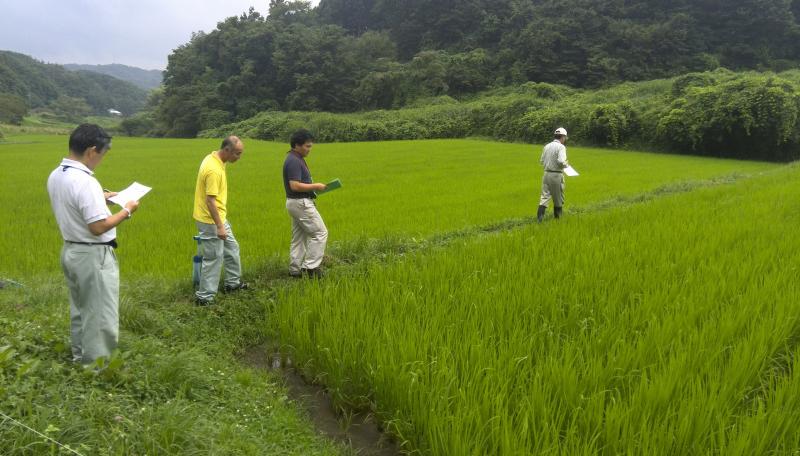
[540,140,568,172]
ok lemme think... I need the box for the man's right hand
[216,225,228,240]
[315,183,327,191]
[125,200,140,215]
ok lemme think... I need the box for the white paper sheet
[564,166,579,177]
[108,182,151,206]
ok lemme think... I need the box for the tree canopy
[157,0,800,137]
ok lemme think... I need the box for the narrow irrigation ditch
[242,343,401,456]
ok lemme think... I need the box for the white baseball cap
[554,127,568,136]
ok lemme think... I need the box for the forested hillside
[64,63,163,90]
[0,51,148,122]
[157,0,800,137]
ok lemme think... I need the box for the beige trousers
[539,172,565,207]
[286,198,328,273]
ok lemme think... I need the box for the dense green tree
[47,95,92,122]
[157,0,800,136]
[657,75,800,160]
[268,0,316,24]
[317,0,376,33]
[273,24,362,111]
[0,93,28,124]
[119,112,157,136]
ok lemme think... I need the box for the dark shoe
[223,282,250,293]
[537,205,547,223]
[303,268,323,279]
[195,297,215,306]
[289,270,303,278]
[554,206,563,219]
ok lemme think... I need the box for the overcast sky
[0,0,319,70]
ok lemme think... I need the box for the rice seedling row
[271,164,800,454]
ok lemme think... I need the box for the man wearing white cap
[537,127,569,222]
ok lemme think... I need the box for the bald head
[218,135,244,163]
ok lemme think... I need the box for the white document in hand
[564,166,579,177]
[108,182,152,206]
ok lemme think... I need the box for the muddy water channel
[242,344,401,456]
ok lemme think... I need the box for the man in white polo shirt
[537,127,570,222]
[47,124,140,365]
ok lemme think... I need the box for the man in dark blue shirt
[283,129,328,278]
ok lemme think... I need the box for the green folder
[315,178,342,196]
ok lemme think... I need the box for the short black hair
[554,134,566,140]
[290,129,314,148]
[69,124,112,155]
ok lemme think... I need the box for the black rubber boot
[554,206,563,219]
[537,205,547,222]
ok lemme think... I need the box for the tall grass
[271,164,800,454]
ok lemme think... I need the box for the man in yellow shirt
[193,136,248,305]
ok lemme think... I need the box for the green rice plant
[0,133,788,455]
[0,135,776,281]
[271,164,800,455]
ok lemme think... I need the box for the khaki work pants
[286,198,328,273]
[539,172,565,207]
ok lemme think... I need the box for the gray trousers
[60,243,119,365]
[286,198,328,273]
[195,220,242,301]
[539,172,565,207]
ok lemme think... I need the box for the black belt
[545,170,563,173]
[66,239,118,249]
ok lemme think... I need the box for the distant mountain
[0,50,148,115]
[64,63,163,90]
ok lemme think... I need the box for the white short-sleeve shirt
[540,140,568,171]
[47,158,115,243]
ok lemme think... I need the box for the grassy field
[0,277,344,455]
[0,133,777,281]
[1,132,794,455]
[272,163,800,454]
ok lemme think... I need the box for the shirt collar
[60,158,93,175]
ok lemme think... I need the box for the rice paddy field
[1,132,797,455]
[274,163,800,454]
[0,134,777,279]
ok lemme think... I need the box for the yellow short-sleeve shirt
[193,153,227,224]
